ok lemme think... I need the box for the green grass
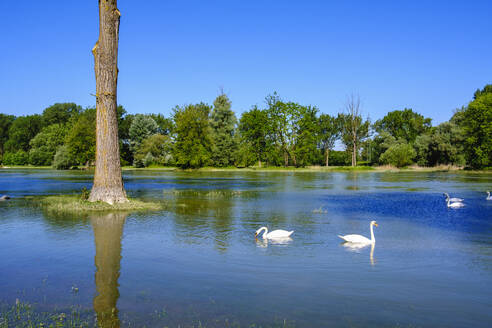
[36,195,166,214]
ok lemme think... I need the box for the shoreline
[1,165,490,173]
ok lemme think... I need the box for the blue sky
[1,0,491,124]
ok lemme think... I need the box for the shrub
[29,147,53,166]
[53,145,75,169]
[2,150,29,165]
[380,141,416,167]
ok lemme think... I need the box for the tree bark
[89,0,127,204]
[325,148,329,167]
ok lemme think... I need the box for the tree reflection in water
[91,212,127,328]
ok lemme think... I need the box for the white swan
[444,193,463,202]
[447,198,465,208]
[255,227,294,239]
[338,221,378,244]
[486,191,491,200]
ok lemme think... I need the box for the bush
[53,145,75,169]
[29,147,53,166]
[2,150,29,165]
[380,141,416,167]
[133,134,173,167]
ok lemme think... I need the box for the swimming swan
[443,193,463,202]
[338,221,378,244]
[447,198,465,208]
[487,191,491,200]
[255,227,294,239]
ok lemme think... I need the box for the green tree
[374,108,431,144]
[4,115,43,152]
[265,93,299,166]
[129,114,159,152]
[293,105,319,167]
[238,107,271,167]
[134,134,173,167]
[41,103,82,126]
[379,138,416,167]
[210,94,237,167]
[0,114,15,161]
[53,145,76,169]
[173,103,213,168]
[65,108,96,166]
[150,113,174,135]
[28,124,68,166]
[318,114,340,166]
[414,121,465,166]
[460,85,492,168]
[2,150,29,165]
[116,106,133,166]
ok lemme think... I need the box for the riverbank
[2,164,490,173]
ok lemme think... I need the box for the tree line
[0,85,490,169]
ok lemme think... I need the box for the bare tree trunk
[283,150,289,167]
[258,158,262,168]
[352,141,357,166]
[89,0,127,204]
[325,148,329,167]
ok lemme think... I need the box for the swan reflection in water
[256,237,293,248]
[91,212,127,328]
[341,242,376,266]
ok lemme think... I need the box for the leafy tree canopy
[374,108,431,144]
[42,103,82,126]
[173,103,213,168]
[210,94,237,167]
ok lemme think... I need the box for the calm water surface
[0,169,491,327]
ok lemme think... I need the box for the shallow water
[0,169,491,327]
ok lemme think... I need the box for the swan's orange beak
[255,233,258,237]
[374,223,378,227]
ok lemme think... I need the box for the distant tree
[28,124,68,166]
[339,95,370,166]
[116,106,133,166]
[150,113,174,135]
[293,105,319,167]
[65,108,96,166]
[379,137,416,167]
[2,150,29,166]
[4,115,43,153]
[265,93,292,166]
[414,121,465,166]
[210,93,237,167]
[0,114,15,160]
[374,108,431,144]
[460,85,492,168]
[41,103,82,126]
[238,107,271,167]
[133,134,173,167]
[318,113,340,166]
[53,145,76,170]
[129,114,159,153]
[173,103,213,168]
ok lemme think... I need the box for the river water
[0,169,491,327]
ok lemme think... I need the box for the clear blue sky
[1,0,491,124]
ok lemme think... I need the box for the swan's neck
[447,198,450,207]
[370,224,375,243]
[261,227,268,239]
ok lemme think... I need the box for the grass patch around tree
[35,194,166,214]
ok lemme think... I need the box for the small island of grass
[36,195,166,214]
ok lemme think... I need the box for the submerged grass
[0,300,297,328]
[36,195,166,214]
